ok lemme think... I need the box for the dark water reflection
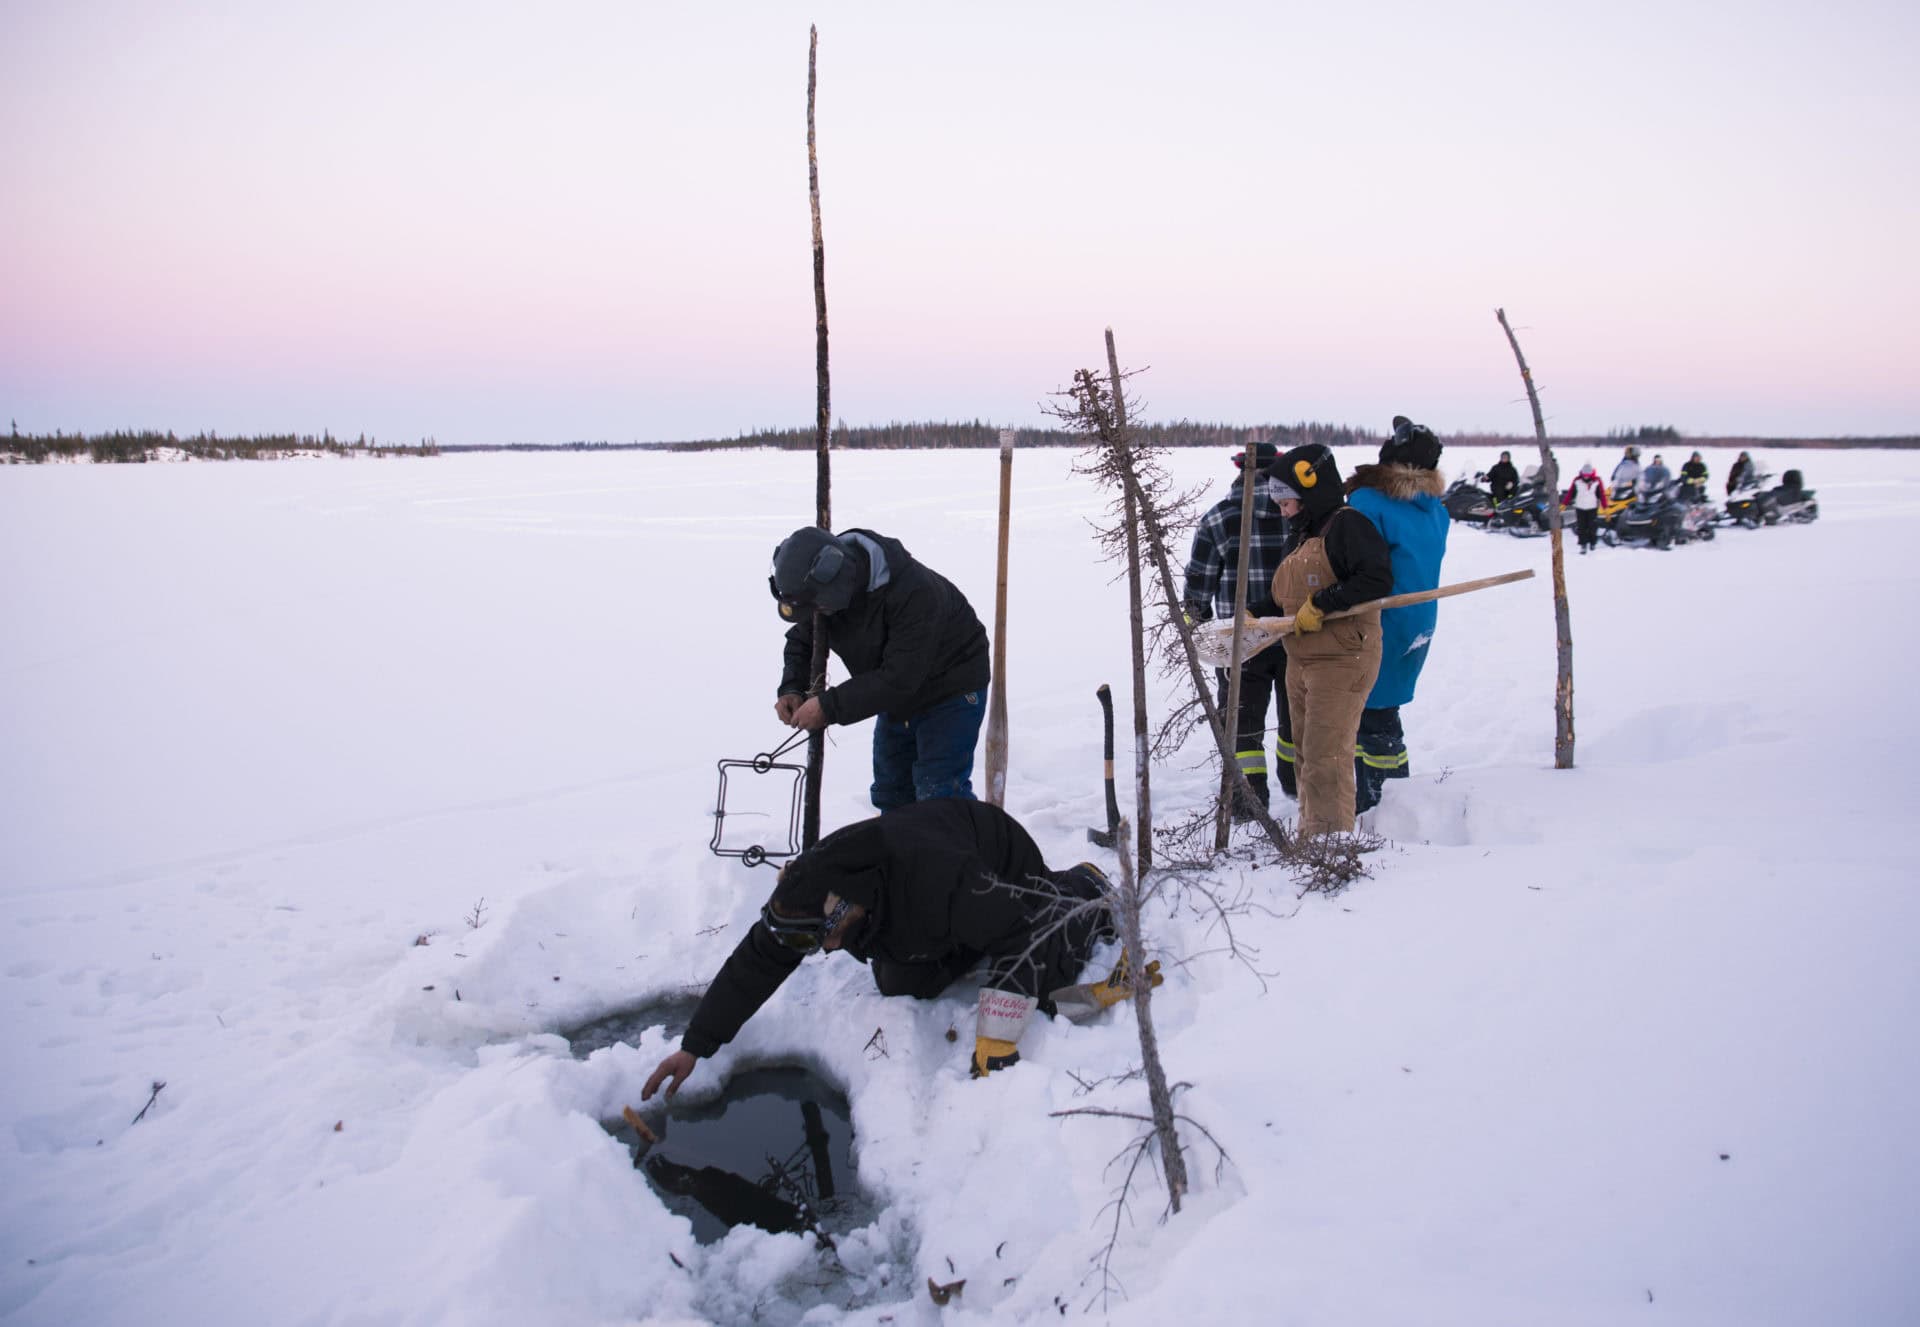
[603,1065,868,1246]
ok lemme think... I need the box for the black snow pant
[1353,705,1409,815]
[1575,508,1599,550]
[1215,644,1295,814]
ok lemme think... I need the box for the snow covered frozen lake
[3,444,1917,1325]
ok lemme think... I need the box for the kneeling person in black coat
[644,801,1146,1092]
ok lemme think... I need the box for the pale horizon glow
[3,1,1917,443]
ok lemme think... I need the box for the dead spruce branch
[1495,307,1576,769]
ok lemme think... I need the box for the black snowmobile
[1442,472,1496,525]
[1725,470,1776,528]
[1488,466,1559,536]
[1607,478,1707,549]
[1766,469,1819,524]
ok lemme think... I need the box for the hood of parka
[1346,462,1447,503]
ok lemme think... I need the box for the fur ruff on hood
[1346,462,1446,502]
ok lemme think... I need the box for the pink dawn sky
[2,1,1916,444]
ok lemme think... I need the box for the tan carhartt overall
[1271,510,1383,835]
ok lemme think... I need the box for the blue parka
[1346,464,1450,708]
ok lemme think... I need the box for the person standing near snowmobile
[1726,451,1756,496]
[1563,463,1607,553]
[1611,445,1643,498]
[1265,443,1393,836]
[1183,439,1295,816]
[770,527,989,810]
[1680,451,1710,502]
[1343,417,1450,816]
[640,799,1151,1090]
[1485,450,1520,504]
[1639,454,1673,499]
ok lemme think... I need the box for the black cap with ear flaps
[769,527,859,618]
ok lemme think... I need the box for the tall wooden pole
[1105,329,1151,877]
[983,428,1014,806]
[1495,307,1575,769]
[802,26,833,846]
[1213,448,1259,850]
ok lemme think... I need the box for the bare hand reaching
[643,1050,696,1101]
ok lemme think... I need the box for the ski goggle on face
[759,896,854,953]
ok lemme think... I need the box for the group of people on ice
[646,419,1453,1099]
[1559,445,1771,552]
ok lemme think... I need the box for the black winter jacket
[680,801,1108,1058]
[1486,459,1520,501]
[779,529,990,726]
[1283,502,1395,614]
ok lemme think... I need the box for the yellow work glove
[1294,596,1325,633]
[1086,953,1164,1011]
[970,988,1037,1078]
[972,1036,1020,1077]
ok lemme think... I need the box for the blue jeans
[869,690,986,811]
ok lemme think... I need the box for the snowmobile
[1606,479,1701,549]
[1767,469,1819,524]
[1724,471,1776,528]
[1442,472,1496,525]
[1486,468,1558,536]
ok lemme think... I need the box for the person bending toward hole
[643,800,1158,1090]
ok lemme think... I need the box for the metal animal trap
[710,731,808,867]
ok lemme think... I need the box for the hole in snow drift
[561,994,704,1059]
[603,1065,872,1247]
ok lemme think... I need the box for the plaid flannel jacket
[1183,482,1290,621]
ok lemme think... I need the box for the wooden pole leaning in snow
[983,428,1014,806]
[1495,307,1575,770]
[802,26,833,848]
[1212,444,1260,852]
[1114,817,1189,1211]
[1106,331,1154,878]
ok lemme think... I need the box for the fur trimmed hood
[1346,462,1446,502]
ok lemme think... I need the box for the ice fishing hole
[563,994,704,1059]
[603,1065,871,1246]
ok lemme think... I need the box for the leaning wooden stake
[1106,330,1152,878]
[983,428,1014,806]
[1495,307,1575,769]
[802,26,833,847]
[1112,818,1188,1211]
[1212,445,1260,851]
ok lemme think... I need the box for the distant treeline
[2,429,441,463]
[8,421,1914,464]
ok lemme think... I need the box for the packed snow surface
[3,446,1916,1326]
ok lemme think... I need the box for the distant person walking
[769,527,989,810]
[1266,443,1393,836]
[1563,463,1607,553]
[1183,440,1295,816]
